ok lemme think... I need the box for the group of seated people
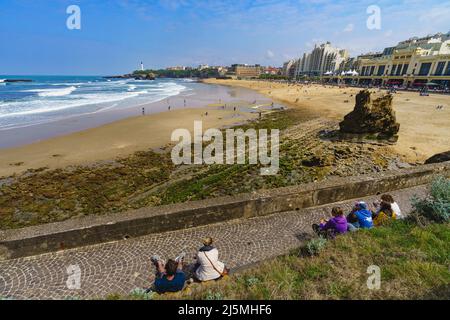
[312,194,402,238]
[148,237,229,294]
[148,195,402,294]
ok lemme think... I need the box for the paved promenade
[0,185,427,300]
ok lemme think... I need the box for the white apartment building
[295,42,349,77]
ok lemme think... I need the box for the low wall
[1,161,449,260]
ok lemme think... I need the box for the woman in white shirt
[376,194,403,219]
[194,237,228,282]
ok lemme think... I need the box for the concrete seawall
[1,161,449,260]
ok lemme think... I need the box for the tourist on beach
[346,202,373,230]
[312,207,348,238]
[151,255,186,294]
[373,201,397,227]
[194,237,228,282]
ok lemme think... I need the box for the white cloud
[266,50,275,59]
[343,23,354,32]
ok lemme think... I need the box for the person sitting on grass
[151,255,186,294]
[312,207,348,238]
[194,237,228,282]
[373,201,397,227]
[377,194,403,219]
[347,201,374,231]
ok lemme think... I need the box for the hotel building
[283,59,299,78]
[230,64,262,78]
[295,42,349,77]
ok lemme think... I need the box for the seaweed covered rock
[425,151,450,164]
[339,90,400,139]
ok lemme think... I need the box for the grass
[150,221,450,300]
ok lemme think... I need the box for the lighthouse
[140,62,144,71]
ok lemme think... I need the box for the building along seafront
[295,42,350,78]
[284,32,450,89]
[322,32,450,89]
[229,64,263,79]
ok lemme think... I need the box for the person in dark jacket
[151,257,186,294]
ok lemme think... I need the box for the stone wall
[1,161,449,260]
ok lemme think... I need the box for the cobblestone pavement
[0,185,428,300]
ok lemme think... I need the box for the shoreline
[0,80,276,149]
[2,78,449,177]
[203,79,450,163]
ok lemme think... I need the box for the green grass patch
[153,221,450,300]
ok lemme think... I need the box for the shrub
[205,291,224,300]
[245,276,261,287]
[411,176,450,224]
[128,288,155,300]
[306,237,328,256]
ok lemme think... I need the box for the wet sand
[204,79,450,163]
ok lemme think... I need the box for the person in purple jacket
[312,207,348,238]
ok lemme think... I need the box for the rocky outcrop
[104,73,156,81]
[339,90,400,139]
[425,151,450,164]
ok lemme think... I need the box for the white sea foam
[0,79,189,129]
[25,86,77,97]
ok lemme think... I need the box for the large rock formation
[339,90,400,139]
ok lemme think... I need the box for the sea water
[0,75,192,130]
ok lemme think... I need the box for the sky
[0,0,449,75]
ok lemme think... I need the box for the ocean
[0,75,192,130]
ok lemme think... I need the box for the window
[396,64,402,76]
[402,64,409,75]
[377,65,385,76]
[361,66,366,76]
[391,65,397,75]
[435,62,445,76]
[370,66,375,76]
[443,62,450,76]
[418,63,432,76]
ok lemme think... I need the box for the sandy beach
[204,79,450,163]
[1,79,448,177]
[0,108,258,177]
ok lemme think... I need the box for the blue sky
[0,0,449,75]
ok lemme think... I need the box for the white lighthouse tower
[140,61,144,71]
